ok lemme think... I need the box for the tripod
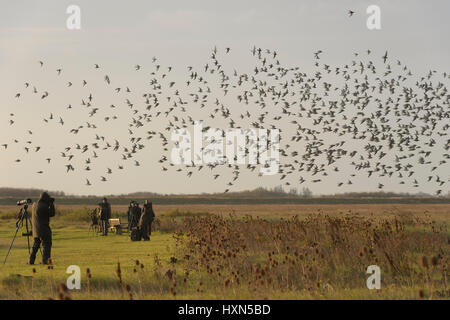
[3,204,34,265]
[88,209,100,236]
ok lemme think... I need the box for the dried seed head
[418,289,426,299]
[431,256,439,266]
[420,256,429,268]
[59,283,68,293]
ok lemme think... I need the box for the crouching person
[29,192,55,265]
[139,200,155,241]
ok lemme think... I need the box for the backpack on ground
[130,227,142,241]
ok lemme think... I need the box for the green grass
[0,218,179,299]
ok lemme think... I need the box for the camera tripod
[3,204,35,265]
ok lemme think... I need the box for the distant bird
[382,51,388,63]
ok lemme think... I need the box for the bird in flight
[382,51,388,63]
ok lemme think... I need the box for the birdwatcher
[130,202,142,229]
[127,201,134,230]
[29,192,55,265]
[139,200,155,241]
[98,197,111,236]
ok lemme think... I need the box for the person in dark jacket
[130,202,141,229]
[139,200,155,241]
[29,192,55,265]
[98,197,111,236]
[127,201,135,231]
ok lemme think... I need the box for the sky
[0,0,449,196]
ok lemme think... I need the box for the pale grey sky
[0,1,449,196]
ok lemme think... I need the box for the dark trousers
[29,236,52,265]
[129,216,139,230]
[100,219,109,236]
[141,221,153,241]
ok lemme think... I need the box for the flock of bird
[4,42,450,195]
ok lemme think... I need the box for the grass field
[0,204,449,300]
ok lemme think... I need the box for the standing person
[139,200,155,241]
[130,202,141,229]
[129,202,143,241]
[127,201,134,231]
[29,192,55,265]
[98,197,111,236]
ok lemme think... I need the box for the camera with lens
[17,199,32,206]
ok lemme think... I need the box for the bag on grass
[130,227,142,241]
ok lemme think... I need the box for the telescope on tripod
[3,198,34,265]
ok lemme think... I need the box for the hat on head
[40,192,50,202]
